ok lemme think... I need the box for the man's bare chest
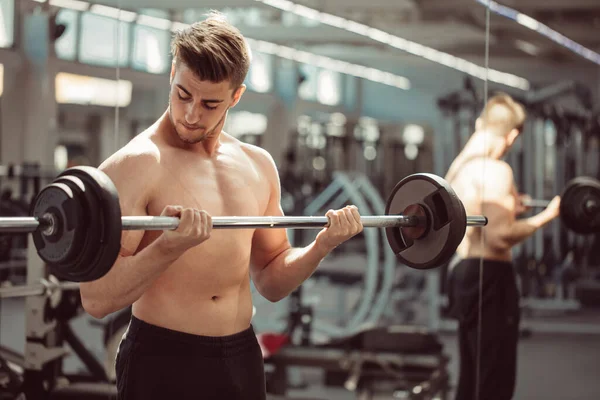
[147,160,269,218]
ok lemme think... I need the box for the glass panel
[245,51,272,93]
[316,69,341,106]
[297,63,318,102]
[78,13,129,68]
[55,8,78,61]
[0,0,14,48]
[131,24,170,74]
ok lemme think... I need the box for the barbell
[0,167,487,282]
[521,176,600,234]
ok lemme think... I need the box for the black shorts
[447,258,521,400]
[115,315,266,400]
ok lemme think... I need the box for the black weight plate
[385,173,467,270]
[57,166,122,282]
[52,175,104,282]
[31,182,86,269]
[560,176,600,235]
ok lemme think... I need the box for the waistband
[125,315,257,357]
[457,257,513,268]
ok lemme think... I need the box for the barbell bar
[0,214,488,232]
[523,198,598,213]
[3,167,489,282]
[0,278,80,299]
[522,199,551,208]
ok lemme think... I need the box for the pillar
[1,6,58,168]
[263,58,299,167]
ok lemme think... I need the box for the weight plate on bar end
[31,182,86,272]
[51,174,106,282]
[385,173,467,270]
[55,167,123,282]
[560,176,600,235]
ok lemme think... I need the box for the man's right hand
[544,196,561,219]
[516,193,532,215]
[158,205,213,255]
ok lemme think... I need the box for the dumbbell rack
[22,235,70,398]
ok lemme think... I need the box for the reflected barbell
[0,276,79,299]
[521,176,600,234]
[0,167,487,283]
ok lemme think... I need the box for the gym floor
[2,298,599,400]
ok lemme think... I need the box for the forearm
[80,237,180,318]
[502,209,556,248]
[254,241,330,302]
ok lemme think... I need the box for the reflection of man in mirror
[445,93,561,400]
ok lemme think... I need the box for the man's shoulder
[464,158,512,175]
[482,159,512,175]
[229,137,276,170]
[99,136,162,183]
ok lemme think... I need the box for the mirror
[472,2,600,400]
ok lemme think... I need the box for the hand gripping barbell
[0,167,487,282]
[521,176,600,235]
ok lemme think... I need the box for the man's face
[168,62,244,144]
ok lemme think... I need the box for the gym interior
[1,0,600,399]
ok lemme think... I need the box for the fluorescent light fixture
[255,0,530,90]
[55,72,132,107]
[515,39,539,56]
[248,38,410,90]
[137,14,172,31]
[90,5,137,22]
[49,0,89,11]
[475,0,600,65]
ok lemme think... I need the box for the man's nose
[185,103,202,125]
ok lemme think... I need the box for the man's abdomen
[132,263,255,336]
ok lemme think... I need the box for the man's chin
[175,126,209,144]
[178,134,207,144]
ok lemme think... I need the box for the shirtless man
[78,14,363,400]
[444,93,560,400]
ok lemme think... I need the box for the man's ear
[170,61,176,85]
[475,117,483,131]
[231,84,247,108]
[506,128,519,146]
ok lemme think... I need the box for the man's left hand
[315,205,363,252]
[516,193,532,215]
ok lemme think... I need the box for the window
[55,8,78,61]
[298,63,318,102]
[0,0,14,48]
[299,64,341,106]
[316,69,341,106]
[223,111,267,137]
[55,72,133,108]
[79,12,129,68]
[132,24,170,74]
[245,52,272,93]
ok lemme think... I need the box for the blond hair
[171,11,251,89]
[479,93,526,136]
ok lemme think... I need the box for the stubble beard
[167,101,227,145]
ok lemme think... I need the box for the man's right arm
[79,155,178,319]
[479,162,560,252]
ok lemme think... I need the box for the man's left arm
[249,151,363,302]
